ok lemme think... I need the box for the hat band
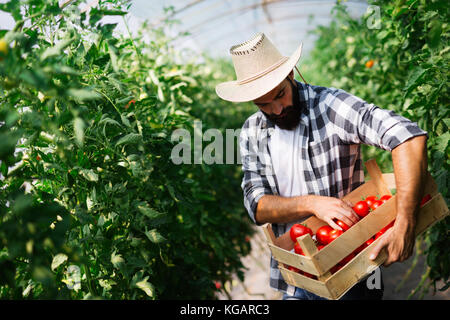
[237,56,289,85]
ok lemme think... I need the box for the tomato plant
[0,0,256,299]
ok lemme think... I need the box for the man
[215,33,428,300]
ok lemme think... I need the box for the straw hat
[215,32,303,102]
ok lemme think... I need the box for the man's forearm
[255,194,314,225]
[391,135,428,226]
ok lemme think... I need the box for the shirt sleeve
[239,118,273,225]
[326,88,428,151]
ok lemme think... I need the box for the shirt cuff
[381,121,428,151]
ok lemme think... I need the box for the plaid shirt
[239,80,427,296]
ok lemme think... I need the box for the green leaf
[403,67,427,97]
[137,203,164,219]
[145,228,166,243]
[79,169,98,182]
[157,86,165,102]
[167,184,179,202]
[135,278,155,297]
[434,131,450,153]
[427,20,442,49]
[115,133,142,147]
[97,9,128,16]
[111,251,125,269]
[50,65,80,76]
[74,117,85,147]
[67,89,102,101]
[51,253,68,271]
[108,41,119,73]
[99,116,121,136]
[131,272,155,298]
[41,38,74,61]
[0,0,22,21]
[120,114,131,128]
[99,279,117,291]
[376,30,391,40]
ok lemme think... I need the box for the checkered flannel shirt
[239,80,428,296]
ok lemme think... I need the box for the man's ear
[288,69,294,80]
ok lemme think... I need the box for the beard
[261,78,305,130]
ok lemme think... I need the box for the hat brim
[215,42,303,103]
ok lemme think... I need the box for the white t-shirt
[268,124,311,226]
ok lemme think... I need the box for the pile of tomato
[287,193,432,279]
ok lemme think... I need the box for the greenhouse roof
[0,0,371,59]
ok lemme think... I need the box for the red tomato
[316,225,333,245]
[353,243,366,255]
[290,223,313,242]
[317,244,325,251]
[339,252,355,266]
[334,219,350,231]
[304,272,317,280]
[375,230,386,239]
[353,200,370,218]
[383,220,395,230]
[365,237,375,246]
[377,220,395,238]
[370,200,383,210]
[379,194,392,203]
[294,242,304,255]
[287,265,300,273]
[328,229,343,243]
[420,194,432,207]
[330,264,343,274]
[365,196,377,208]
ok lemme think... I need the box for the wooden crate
[263,159,449,300]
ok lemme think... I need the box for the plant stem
[122,16,142,62]
[83,263,97,297]
[94,88,121,116]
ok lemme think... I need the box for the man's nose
[272,102,284,116]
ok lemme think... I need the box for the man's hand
[368,135,427,266]
[369,217,416,267]
[309,195,360,230]
[255,194,359,228]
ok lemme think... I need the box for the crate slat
[364,159,391,196]
[279,266,333,299]
[267,243,319,275]
[324,237,388,300]
[381,173,396,190]
[414,193,449,235]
